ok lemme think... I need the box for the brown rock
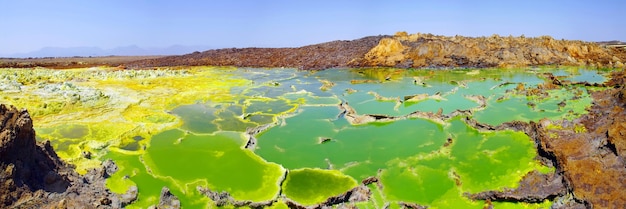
[398,201,428,209]
[357,33,623,69]
[0,104,135,208]
[127,35,389,70]
[534,76,626,208]
[197,186,271,207]
[323,185,371,205]
[0,104,70,206]
[467,170,566,202]
[361,176,379,185]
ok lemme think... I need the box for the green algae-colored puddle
[0,66,612,208]
[145,129,284,201]
[282,168,358,205]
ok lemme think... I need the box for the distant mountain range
[1,45,213,58]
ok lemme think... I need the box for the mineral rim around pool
[0,66,611,208]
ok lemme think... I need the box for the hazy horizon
[1,0,624,56]
[0,44,214,58]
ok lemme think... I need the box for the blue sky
[1,0,624,55]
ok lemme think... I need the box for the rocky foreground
[127,32,626,70]
[0,104,180,209]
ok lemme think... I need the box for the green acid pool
[0,66,612,208]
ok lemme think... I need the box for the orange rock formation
[351,32,625,69]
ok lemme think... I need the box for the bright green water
[256,106,447,179]
[26,67,609,208]
[282,168,358,205]
[144,130,285,201]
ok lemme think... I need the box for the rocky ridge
[352,32,626,69]
[3,33,625,71]
[126,32,626,70]
[127,35,388,70]
[0,104,137,208]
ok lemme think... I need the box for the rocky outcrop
[468,170,566,203]
[0,104,69,206]
[319,185,370,207]
[539,71,626,209]
[352,32,626,69]
[245,123,277,150]
[156,187,180,209]
[0,104,136,208]
[197,186,274,208]
[398,202,429,209]
[606,71,626,163]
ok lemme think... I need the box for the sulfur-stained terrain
[0,65,624,209]
[0,33,626,209]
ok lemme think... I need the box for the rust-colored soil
[535,70,626,208]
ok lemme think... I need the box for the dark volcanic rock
[467,170,566,202]
[197,187,233,207]
[0,104,135,208]
[398,201,428,209]
[0,104,70,206]
[321,185,371,206]
[128,36,389,70]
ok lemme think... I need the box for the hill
[127,32,626,70]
